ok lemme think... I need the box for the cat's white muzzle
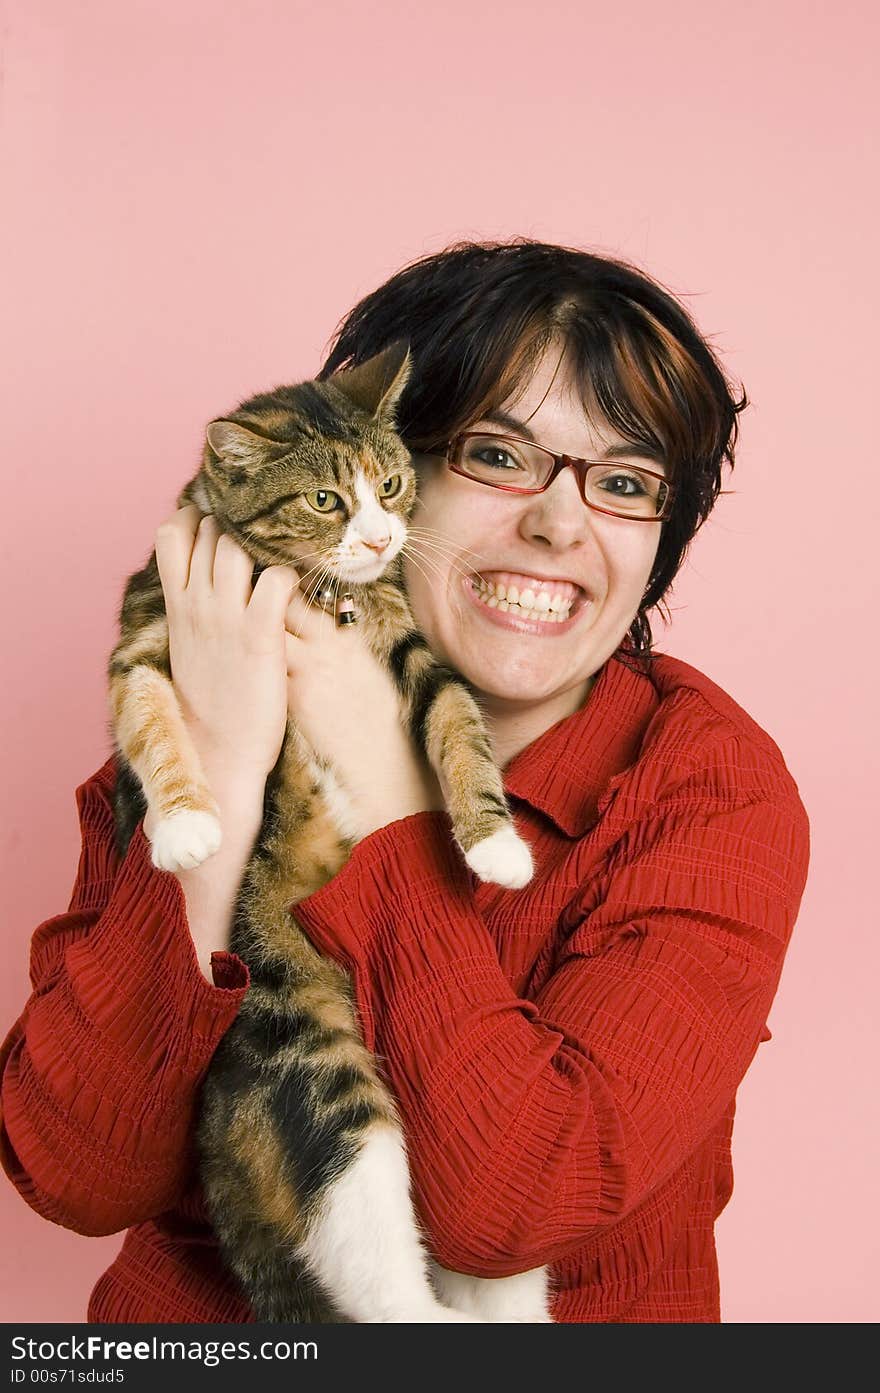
[335,538,404,583]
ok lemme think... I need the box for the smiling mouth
[469,571,587,624]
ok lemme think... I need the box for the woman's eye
[378,474,403,499]
[599,471,647,496]
[306,489,341,513]
[473,448,520,470]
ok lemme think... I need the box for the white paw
[366,1305,487,1323]
[150,810,222,872]
[412,1306,488,1324]
[430,1264,552,1322]
[465,826,533,889]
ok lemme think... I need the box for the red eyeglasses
[445,432,674,522]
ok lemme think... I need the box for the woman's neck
[481,675,596,769]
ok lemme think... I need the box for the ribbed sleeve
[293,731,810,1278]
[0,764,249,1237]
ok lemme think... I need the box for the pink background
[2,0,877,1323]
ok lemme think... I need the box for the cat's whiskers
[301,563,344,635]
[294,558,330,590]
[291,547,339,569]
[407,524,489,562]
[284,549,334,578]
[407,538,472,574]
[234,530,332,576]
[399,548,440,599]
[299,566,341,621]
[236,536,301,571]
[408,545,489,578]
[400,545,453,594]
[401,541,445,579]
[404,537,473,586]
[405,529,489,576]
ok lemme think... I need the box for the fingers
[212,531,256,609]
[248,563,300,630]
[284,581,334,642]
[154,504,201,598]
[186,512,220,594]
[154,505,216,599]
[155,507,255,614]
[154,503,331,642]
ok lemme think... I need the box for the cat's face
[200,346,417,589]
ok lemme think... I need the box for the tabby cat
[108,342,550,1322]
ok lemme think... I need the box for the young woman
[0,240,810,1323]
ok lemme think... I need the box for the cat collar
[336,594,357,626]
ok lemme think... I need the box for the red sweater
[0,652,810,1323]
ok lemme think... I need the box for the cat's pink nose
[362,538,390,553]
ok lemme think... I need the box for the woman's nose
[518,465,594,550]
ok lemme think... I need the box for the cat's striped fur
[108,343,549,1322]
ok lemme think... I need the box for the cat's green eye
[306,489,341,513]
[378,474,403,500]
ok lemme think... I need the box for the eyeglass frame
[443,431,676,523]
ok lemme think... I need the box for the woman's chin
[448,611,614,710]
[455,648,581,706]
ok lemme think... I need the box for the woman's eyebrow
[480,410,666,467]
[603,442,667,469]
[481,409,538,440]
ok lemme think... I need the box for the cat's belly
[303,755,363,847]
[245,737,360,931]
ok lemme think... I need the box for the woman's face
[402,343,664,728]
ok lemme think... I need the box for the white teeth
[472,585,572,622]
[471,575,581,624]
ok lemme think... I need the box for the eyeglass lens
[457,435,669,519]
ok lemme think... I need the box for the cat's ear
[329,341,412,423]
[205,420,271,472]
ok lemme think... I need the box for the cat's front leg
[429,1262,553,1322]
[395,647,533,887]
[110,660,222,872]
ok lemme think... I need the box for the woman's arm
[1,506,299,1235]
[293,728,811,1277]
[145,764,264,982]
[0,761,250,1235]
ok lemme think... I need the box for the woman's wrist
[205,766,267,832]
[350,742,444,839]
[168,769,266,983]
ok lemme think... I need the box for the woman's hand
[154,505,299,793]
[284,586,444,837]
[149,505,300,977]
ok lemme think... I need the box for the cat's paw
[364,1302,488,1323]
[430,1263,552,1322]
[464,826,533,889]
[150,810,222,872]
[410,1307,488,1324]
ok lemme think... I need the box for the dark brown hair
[319,239,746,666]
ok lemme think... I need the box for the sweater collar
[502,652,661,837]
